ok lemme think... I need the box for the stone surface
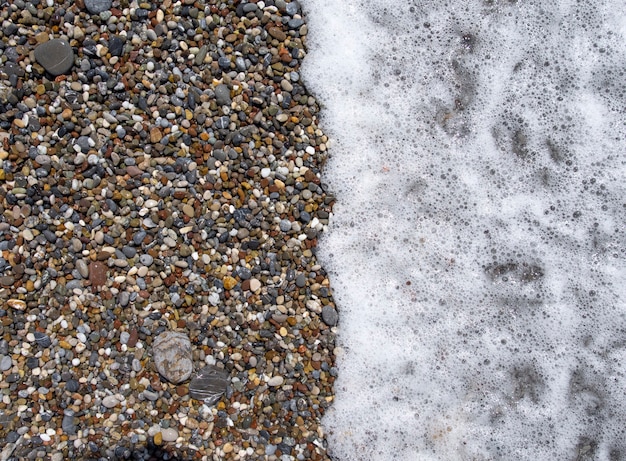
[188,365,229,404]
[161,428,178,442]
[34,39,74,75]
[214,84,231,106]
[0,2,337,459]
[268,375,284,387]
[322,305,339,326]
[84,0,112,14]
[152,331,193,384]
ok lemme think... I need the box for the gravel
[0,0,337,459]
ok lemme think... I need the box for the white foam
[302,0,626,459]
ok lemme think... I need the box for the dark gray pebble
[279,219,292,232]
[108,35,125,56]
[65,379,80,392]
[322,305,339,326]
[34,331,51,348]
[34,39,74,76]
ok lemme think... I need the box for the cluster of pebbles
[0,0,338,459]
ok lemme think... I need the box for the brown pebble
[268,26,286,41]
[127,328,139,347]
[88,261,107,288]
[150,127,163,143]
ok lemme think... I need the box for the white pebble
[267,376,284,387]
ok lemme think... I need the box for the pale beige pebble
[267,376,284,387]
[182,204,195,217]
[94,231,105,244]
[22,229,34,241]
[249,278,261,292]
[137,266,149,277]
[223,442,234,453]
[102,395,120,408]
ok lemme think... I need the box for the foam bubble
[302,0,626,459]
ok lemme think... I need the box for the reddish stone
[127,328,139,347]
[89,261,107,288]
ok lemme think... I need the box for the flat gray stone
[321,305,339,326]
[152,331,193,384]
[215,84,231,106]
[34,39,74,76]
[188,365,229,404]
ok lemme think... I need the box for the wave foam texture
[302,0,626,460]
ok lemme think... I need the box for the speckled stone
[84,0,112,14]
[152,331,193,384]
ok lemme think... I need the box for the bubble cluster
[302,0,626,460]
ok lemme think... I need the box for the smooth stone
[161,428,178,442]
[89,261,107,288]
[108,35,125,56]
[76,259,89,278]
[279,219,292,232]
[102,395,120,408]
[267,376,284,387]
[152,331,193,384]
[249,278,261,292]
[34,332,51,348]
[118,291,130,307]
[195,45,207,65]
[0,355,11,371]
[321,305,339,326]
[295,273,306,288]
[84,0,111,14]
[119,331,130,344]
[142,390,159,401]
[188,365,229,404]
[65,379,80,392]
[34,39,74,76]
[215,84,231,106]
[62,413,77,435]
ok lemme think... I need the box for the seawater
[301,1,626,460]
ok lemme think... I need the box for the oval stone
[152,331,193,384]
[34,39,74,76]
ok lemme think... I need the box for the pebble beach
[0,0,337,459]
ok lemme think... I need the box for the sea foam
[302,0,626,459]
